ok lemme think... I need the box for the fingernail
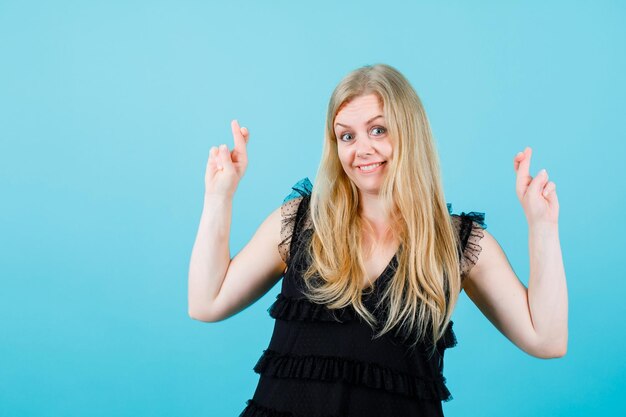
[540,169,547,175]
[220,144,227,150]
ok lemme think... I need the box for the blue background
[1,1,624,416]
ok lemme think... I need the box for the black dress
[239,177,487,417]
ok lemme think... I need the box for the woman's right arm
[187,120,287,322]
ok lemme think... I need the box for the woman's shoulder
[283,177,313,204]
[447,203,487,239]
[281,177,314,231]
[447,203,488,278]
[278,177,314,265]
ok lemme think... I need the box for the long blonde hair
[302,63,462,354]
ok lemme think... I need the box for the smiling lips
[357,161,386,172]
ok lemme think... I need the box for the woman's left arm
[462,146,568,359]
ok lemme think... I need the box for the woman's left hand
[514,147,560,226]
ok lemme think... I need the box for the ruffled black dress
[239,177,487,417]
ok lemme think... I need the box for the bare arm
[187,119,287,322]
[462,146,567,359]
[187,199,286,322]
[462,225,567,359]
[187,193,232,319]
[527,223,568,354]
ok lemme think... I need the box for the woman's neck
[357,192,400,253]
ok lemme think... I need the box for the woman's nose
[356,137,375,157]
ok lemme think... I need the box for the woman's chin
[355,182,383,195]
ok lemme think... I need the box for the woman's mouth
[357,161,386,173]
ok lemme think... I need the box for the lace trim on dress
[278,177,313,265]
[239,399,339,417]
[253,349,453,402]
[461,218,487,278]
[449,205,487,279]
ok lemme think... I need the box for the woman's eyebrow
[335,115,384,129]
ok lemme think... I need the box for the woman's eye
[339,133,353,142]
[371,126,386,135]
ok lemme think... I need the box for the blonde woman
[188,64,568,417]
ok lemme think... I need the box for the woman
[188,64,568,417]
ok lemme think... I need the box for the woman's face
[333,94,393,195]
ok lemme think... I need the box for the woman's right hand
[205,119,250,198]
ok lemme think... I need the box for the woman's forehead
[335,95,384,124]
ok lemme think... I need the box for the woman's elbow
[552,340,568,358]
[188,307,218,323]
[531,339,568,359]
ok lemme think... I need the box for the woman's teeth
[358,162,384,172]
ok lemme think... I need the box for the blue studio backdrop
[1,1,624,416]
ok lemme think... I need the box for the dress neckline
[296,196,399,294]
[361,252,399,293]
